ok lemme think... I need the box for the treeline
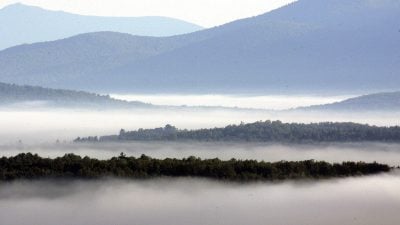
[0,153,390,181]
[75,121,400,143]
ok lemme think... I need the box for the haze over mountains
[0,82,148,108]
[2,80,398,113]
[0,3,202,50]
[2,2,400,224]
[301,91,400,112]
[0,0,399,94]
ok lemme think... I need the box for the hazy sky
[0,0,296,27]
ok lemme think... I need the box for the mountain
[0,32,203,90]
[0,0,399,94]
[0,82,149,108]
[0,3,202,50]
[299,91,400,111]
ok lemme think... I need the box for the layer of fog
[2,142,400,166]
[1,172,400,225]
[0,108,399,145]
[110,94,353,110]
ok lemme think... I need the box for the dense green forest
[75,121,400,143]
[0,153,390,181]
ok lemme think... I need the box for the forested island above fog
[0,153,391,181]
[75,121,400,143]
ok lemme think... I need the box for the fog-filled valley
[0,92,397,144]
[1,104,399,144]
[1,94,399,223]
[2,142,400,167]
[110,94,354,110]
[1,94,399,225]
[1,173,400,225]
[1,0,400,224]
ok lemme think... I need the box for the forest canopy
[75,121,400,143]
[0,153,391,181]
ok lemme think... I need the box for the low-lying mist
[110,94,353,110]
[1,172,400,225]
[1,95,399,225]
[2,142,400,166]
[0,107,398,144]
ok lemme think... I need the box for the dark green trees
[76,121,400,143]
[0,153,391,181]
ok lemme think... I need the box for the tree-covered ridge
[300,91,400,111]
[0,153,391,181]
[76,121,400,143]
[0,82,148,108]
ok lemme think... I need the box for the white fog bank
[2,142,400,167]
[1,173,400,225]
[0,108,398,144]
[110,94,353,110]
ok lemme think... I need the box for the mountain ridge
[0,0,399,93]
[0,3,203,50]
[298,91,400,111]
[0,82,150,108]
[1,81,399,112]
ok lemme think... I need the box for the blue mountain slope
[0,31,215,90]
[0,3,202,50]
[0,0,398,94]
[106,0,400,93]
[299,91,400,111]
[0,82,149,108]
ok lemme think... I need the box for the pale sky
[0,0,296,27]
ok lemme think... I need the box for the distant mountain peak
[0,0,398,94]
[0,3,203,50]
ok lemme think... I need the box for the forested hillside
[0,82,148,108]
[75,121,400,143]
[300,91,400,111]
